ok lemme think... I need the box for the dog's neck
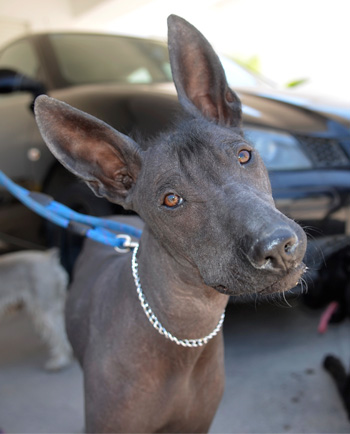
[136,226,229,343]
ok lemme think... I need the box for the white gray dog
[0,248,73,370]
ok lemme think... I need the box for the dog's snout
[249,228,303,272]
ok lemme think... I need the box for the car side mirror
[0,68,46,98]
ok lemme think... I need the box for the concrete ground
[0,299,350,433]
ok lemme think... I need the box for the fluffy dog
[0,248,72,370]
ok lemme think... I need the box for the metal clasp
[114,234,139,253]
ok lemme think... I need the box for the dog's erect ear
[34,95,142,209]
[168,15,242,128]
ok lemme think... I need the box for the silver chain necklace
[131,244,225,348]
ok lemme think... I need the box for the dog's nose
[248,228,302,272]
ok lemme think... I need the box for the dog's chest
[84,333,225,432]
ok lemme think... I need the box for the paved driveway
[0,300,349,433]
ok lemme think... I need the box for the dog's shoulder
[70,215,143,292]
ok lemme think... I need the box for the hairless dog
[34,15,307,433]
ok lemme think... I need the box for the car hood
[146,83,350,136]
[238,87,350,136]
[238,88,350,136]
[53,82,349,138]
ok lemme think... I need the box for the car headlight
[244,127,312,170]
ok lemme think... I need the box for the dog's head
[34,15,306,297]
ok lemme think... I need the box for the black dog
[304,242,350,419]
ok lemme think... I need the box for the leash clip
[114,234,139,253]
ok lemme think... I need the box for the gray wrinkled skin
[34,15,306,434]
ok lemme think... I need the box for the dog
[34,15,307,433]
[304,242,350,419]
[0,248,73,370]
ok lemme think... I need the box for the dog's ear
[168,14,242,128]
[34,95,142,209]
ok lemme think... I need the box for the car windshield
[49,33,264,88]
[49,34,173,85]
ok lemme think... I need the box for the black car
[0,32,350,256]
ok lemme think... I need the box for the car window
[49,34,172,85]
[0,39,40,80]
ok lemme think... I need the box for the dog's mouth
[257,262,306,295]
[213,262,306,297]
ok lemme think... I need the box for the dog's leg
[28,302,73,371]
[324,354,347,390]
[324,354,350,419]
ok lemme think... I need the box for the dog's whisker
[282,290,292,308]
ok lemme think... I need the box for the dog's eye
[238,149,251,165]
[163,193,183,208]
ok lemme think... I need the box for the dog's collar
[131,244,225,348]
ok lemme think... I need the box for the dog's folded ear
[34,95,142,209]
[167,14,242,128]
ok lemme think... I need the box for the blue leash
[0,170,142,249]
